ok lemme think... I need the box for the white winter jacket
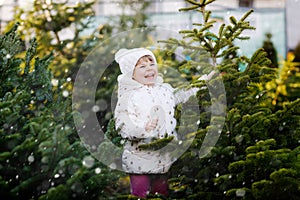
[114,74,197,174]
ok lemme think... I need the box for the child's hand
[145,118,158,132]
[198,70,216,81]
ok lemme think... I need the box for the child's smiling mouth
[145,73,155,78]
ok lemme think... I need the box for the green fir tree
[262,32,278,68]
[0,24,122,199]
[292,41,300,65]
[153,0,300,199]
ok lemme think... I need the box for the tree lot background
[0,0,299,199]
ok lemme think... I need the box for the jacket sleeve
[114,95,157,140]
[162,83,198,105]
[174,87,198,105]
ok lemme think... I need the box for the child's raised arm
[173,70,216,104]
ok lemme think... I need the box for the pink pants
[130,174,169,198]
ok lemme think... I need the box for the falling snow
[28,155,34,163]
[82,156,95,168]
[236,188,246,197]
[62,90,69,97]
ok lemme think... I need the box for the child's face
[132,55,158,86]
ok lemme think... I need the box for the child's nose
[146,64,152,70]
[146,64,155,69]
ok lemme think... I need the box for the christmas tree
[146,0,299,199]
[0,22,122,200]
[261,32,278,68]
[1,1,159,199]
[292,41,300,65]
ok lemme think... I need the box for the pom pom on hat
[115,48,157,76]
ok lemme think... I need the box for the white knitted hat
[115,48,157,76]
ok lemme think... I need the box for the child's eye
[139,65,146,68]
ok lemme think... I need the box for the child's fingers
[145,118,159,132]
[146,119,157,132]
[151,118,158,127]
[149,121,156,128]
[152,118,158,124]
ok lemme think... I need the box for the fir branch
[179,5,199,12]
[24,38,37,75]
[138,136,175,151]
[204,0,216,5]
[236,36,251,40]
[242,48,267,74]
[218,23,226,38]
[250,48,268,64]
[231,29,245,41]
[185,0,202,6]
[240,9,254,22]
[257,57,272,66]
[200,21,216,32]
[226,24,234,34]
[10,173,48,194]
[201,40,213,51]
[4,22,20,36]
[204,31,218,41]
[204,10,212,23]
[229,16,238,25]
[217,46,240,58]
[184,33,198,39]
[192,23,203,27]
[179,30,194,34]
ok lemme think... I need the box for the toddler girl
[114,48,209,198]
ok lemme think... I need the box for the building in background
[286,0,300,50]
[0,0,298,57]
